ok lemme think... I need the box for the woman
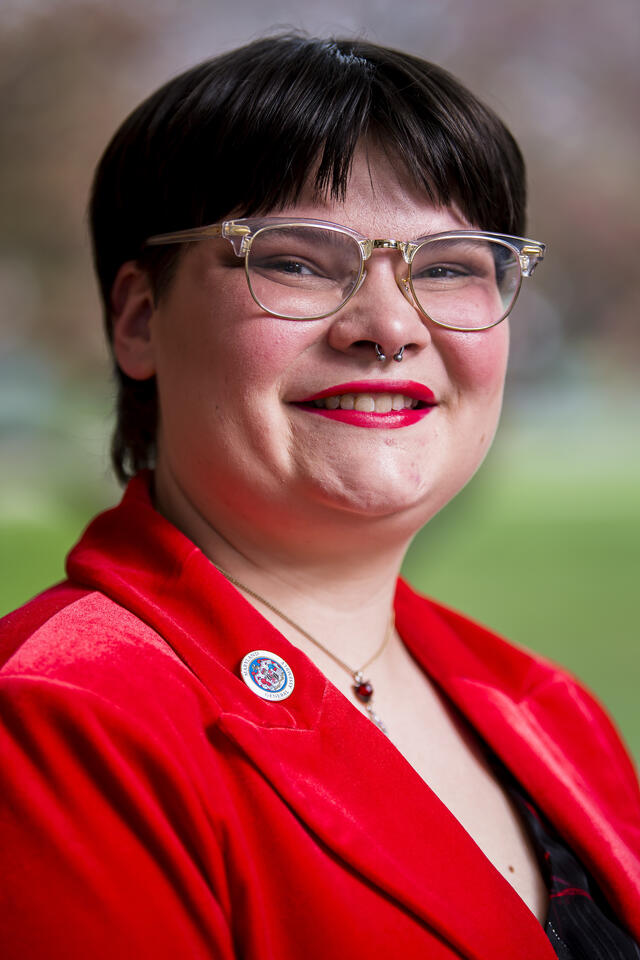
[1,35,639,960]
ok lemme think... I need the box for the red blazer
[1,475,639,959]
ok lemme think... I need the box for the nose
[326,255,431,362]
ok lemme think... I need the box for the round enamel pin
[240,650,295,701]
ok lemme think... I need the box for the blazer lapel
[217,679,557,960]
[395,580,640,942]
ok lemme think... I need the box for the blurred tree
[0,3,161,374]
[1,0,639,380]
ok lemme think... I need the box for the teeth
[375,394,393,413]
[355,395,375,412]
[311,392,420,411]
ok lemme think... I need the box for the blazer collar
[395,582,640,941]
[67,475,639,953]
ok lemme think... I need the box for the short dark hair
[89,34,527,483]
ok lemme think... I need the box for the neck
[153,465,412,670]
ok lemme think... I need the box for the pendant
[353,671,374,703]
[352,672,388,736]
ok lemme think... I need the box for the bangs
[91,35,526,309]
[184,39,525,231]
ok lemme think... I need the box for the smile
[292,380,437,429]
[312,393,419,412]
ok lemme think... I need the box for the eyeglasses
[144,217,546,331]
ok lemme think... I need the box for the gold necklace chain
[213,561,393,734]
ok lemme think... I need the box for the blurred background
[1,0,638,757]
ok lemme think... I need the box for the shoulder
[397,579,639,799]
[3,582,191,679]
[0,586,234,959]
[0,581,227,841]
[396,577,567,694]
[0,583,220,752]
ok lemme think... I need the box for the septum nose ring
[375,343,405,363]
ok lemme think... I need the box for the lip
[299,380,436,404]
[291,380,437,429]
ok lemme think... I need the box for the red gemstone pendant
[353,680,374,702]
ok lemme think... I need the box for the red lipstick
[292,380,437,429]
[301,380,436,403]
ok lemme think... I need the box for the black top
[499,763,640,959]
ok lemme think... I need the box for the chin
[304,470,454,525]
[308,436,497,528]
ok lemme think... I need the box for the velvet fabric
[1,474,639,959]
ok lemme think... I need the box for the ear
[110,262,157,380]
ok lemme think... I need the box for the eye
[250,227,361,279]
[259,257,319,277]
[417,263,470,280]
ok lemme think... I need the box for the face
[136,145,510,552]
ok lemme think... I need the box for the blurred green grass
[1,511,90,605]
[1,410,638,762]
[403,438,640,763]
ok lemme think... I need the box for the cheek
[227,319,314,394]
[436,323,509,397]
[152,277,317,425]
[434,324,510,467]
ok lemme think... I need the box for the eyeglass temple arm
[144,224,226,246]
[144,222,253,256]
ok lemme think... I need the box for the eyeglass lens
[246,225,521,327]
[247,226,362,320]
[409,238,521,329]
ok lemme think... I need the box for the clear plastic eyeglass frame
[144,217,546,331]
